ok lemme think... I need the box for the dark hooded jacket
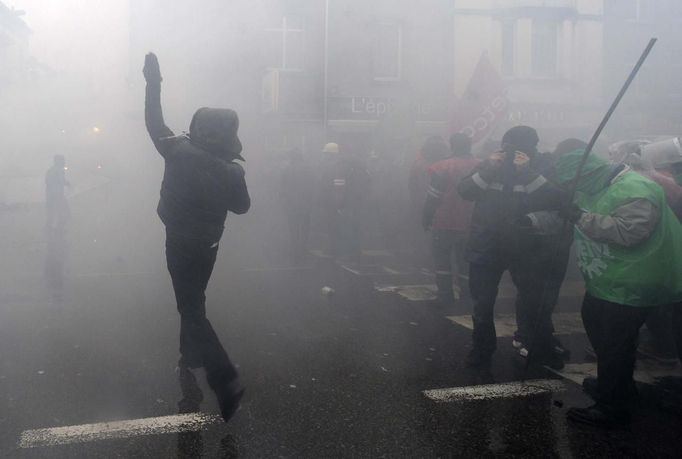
[457,126,566,264]
[145,81,250,242]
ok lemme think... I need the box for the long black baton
[567,37,657,200]
[522,38,657,378]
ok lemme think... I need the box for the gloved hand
[143,52,163,84]
[559,202,584,224]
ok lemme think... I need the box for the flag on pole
[450,54,508,145]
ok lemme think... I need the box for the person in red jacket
[422,133,479,306]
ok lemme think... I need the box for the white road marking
[361,249,393,257]
[547,361,682,386]
[446,312,584,336]
[423,379,565,403]
[375,284,440,301]
[244,266,313,272]
[72,272,159,278]
[18,412,221,449]
[340,264,387,276]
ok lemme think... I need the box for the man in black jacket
[144,53,249,422]
[458,126,565,369]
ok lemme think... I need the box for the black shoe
[567,404,630,428]
[216,379,245,423]
[466,348,492,368]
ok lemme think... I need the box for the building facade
[128,0,454,163]
[452,0,604,147]
[603,0,682,136]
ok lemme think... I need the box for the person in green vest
[555,149,682,427]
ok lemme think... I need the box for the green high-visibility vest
[574,171,682,306]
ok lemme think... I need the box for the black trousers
[513,240,571,344]
[469,256,554,355]
[431,230,468,300]
[581,294,650,408]
[166,236,238,391]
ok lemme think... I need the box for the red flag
[450,54,508,145]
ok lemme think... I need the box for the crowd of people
[132,50,682,429]
[274,123,682,428]
[419,126,682,428]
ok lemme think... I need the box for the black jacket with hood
[145,81,250,243]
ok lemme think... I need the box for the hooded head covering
[189,107,244,161]
[553,138,588,158]
[501,126,539,156]
[555,149,617,195]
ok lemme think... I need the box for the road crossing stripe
[72,272,159,278]
[18,412,221,448]
[244,266,314,272]
[423,379,565,402]
[546,361,682,386]
[375,284,440,301]
[446,312,584,337]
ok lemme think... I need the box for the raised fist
[143,52,162,83]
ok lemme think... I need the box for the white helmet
[322,142,339,154]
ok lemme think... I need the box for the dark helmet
[501,125,539,156]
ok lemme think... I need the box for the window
[531,20,558,77]
[501,21,515,76]
[265,16,305,71]
[373,23,402,81]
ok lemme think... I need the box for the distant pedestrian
[45,154,70,229]
[280,148,315,262]
[317,142,370,257]
[144,52,249,423]
[422,133,478,306]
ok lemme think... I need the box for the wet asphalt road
[2,189,682,457]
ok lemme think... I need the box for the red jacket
[427,156,479,231]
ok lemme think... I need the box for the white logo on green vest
[575,238,614,280]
